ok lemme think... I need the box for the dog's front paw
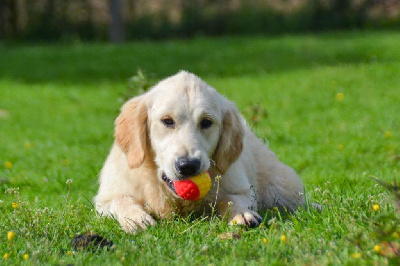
[229,210,263,228]
[99,196,158,234]
[119,213,157,233]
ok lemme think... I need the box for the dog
[94,71,305,233]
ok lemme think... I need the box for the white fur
[94,71,305,233]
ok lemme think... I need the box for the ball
[173,171,211,201]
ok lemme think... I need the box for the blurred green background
[1,0,399,42]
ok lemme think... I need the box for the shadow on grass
[0,31,398,84]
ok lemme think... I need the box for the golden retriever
[94,71,305,233]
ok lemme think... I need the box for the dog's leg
[214,160,263,227]
[96,195,156,233]
[257,153,306,212]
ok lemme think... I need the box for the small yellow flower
[3,253,10,259]
[12,202,19,209]
[24,142,32,149]
[232,219,237,225]
[273,207,278,211]
[5,161,12,169]
[262,238,267,244]
[66,251,72,256]
[22,254,29,260]
[373,245,382,254]
[351,252,361,258]
[338,144,344,151]
[384,131,391,138]
[281,235,287,243]
[7,231,15,241]
[335,92,345,102]
[373,204,380,212]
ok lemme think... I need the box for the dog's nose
[175,157,201,178]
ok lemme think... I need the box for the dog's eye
[200,118,213,129]
[161,117,175,128]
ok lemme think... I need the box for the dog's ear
[115,96,148,169]
[213,102,244,174]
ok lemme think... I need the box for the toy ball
[173,172,211,201]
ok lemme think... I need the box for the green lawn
[0,31,399,264]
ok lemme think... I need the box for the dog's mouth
[161,173,177,194]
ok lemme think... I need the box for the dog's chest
[143,185,203,219]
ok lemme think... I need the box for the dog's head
[115,71,243,188]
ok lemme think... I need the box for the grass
[0,30,399,264]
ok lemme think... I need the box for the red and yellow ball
[173,172,211,201]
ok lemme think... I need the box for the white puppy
[94,71,305,233]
